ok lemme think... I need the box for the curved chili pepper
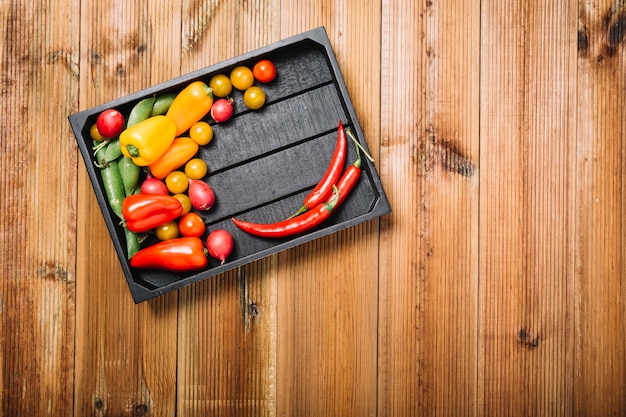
[290,121,347,218]
[130,237,208,272]
[232,186,340,238]
[122,194,183,233]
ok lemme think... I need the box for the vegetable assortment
[89,56,373,275]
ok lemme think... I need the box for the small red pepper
[290,121,347,218]
[122,194,183,233]
[130,237,208,272]
[232,186,340,238]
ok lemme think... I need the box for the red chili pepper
[122,194,183,233]
[332,127,371,207]
[333,154,361,207]
[232,186,340,238]
[290,121,347,218]
[130,237,208,272]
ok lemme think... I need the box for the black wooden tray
[69,27,391,303]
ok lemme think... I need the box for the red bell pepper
[122,194,183,233]
[130,237,208,272]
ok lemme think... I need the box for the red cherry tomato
[252,59,276,83]
[179,212,206,237]
[96,109,125,139]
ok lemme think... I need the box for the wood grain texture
[576,1,626,415]
[0,1,79,415]
[479,1,577,415]
[1,0,626,416]
[378,0,479,415]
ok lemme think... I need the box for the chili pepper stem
[325,185,340,212]
[346,128,375,162]
[287,204,308,219]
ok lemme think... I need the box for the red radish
[96,109,125,139]
[188,179,215,210]
[140,174,169,195]
[210,98,234,122]
[206,229,234,264]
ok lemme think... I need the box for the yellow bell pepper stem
[119,115,176,166]
[166,81,214,136]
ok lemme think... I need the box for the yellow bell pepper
[166,81,214,136]
[119,115,176,166]
[148,137,199,179]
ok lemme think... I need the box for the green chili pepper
[150,92,177,116]
[127,96,156,128]
[118,156,141,196]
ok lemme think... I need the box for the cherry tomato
[172,193,192,215]
[243,86,266,110]
[184,158,208,180]
[155,221,180,241]
[189,121,213,146]
[96,109,125,139]
[209,74,233,98]
[230,66,254,90]
[179,212,206,237]
[90,123,105,142]
[253,59,276,83]
[165,171,189,194]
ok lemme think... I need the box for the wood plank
[175,1,281,416]
[575,1,626,414]
[478,1,577,415]
[0,1,79,415]
[377,0,480,415]
[74,1,181,416]
[275,1,381,416]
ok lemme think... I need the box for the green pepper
[119,115,176,166]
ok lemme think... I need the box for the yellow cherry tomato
[189,121,213,146]
[209,73,233,98]
[90,123,105,142]
[172,193,192,215]
[243,86,266,110]
[184,158,208,180]
[165,171,189,194]
[230,66,254,90]
[155,221,179,241]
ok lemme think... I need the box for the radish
[96,109,125,139]
[206,229,234,264]
[140,174,169,195]
[211,98,234,123]
[188,179,215,210]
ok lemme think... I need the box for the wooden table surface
[2,0,625,416]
